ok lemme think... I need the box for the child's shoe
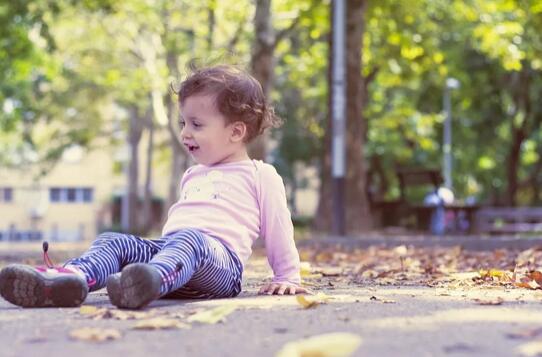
[0,264,89,307]
[0,242,94,308]
[106,263,161,310]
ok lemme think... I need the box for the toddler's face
[179,94,240,166]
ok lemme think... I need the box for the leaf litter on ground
[298,244,542,294]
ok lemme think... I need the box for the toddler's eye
[179,120,186,128]
[193,122,202,128]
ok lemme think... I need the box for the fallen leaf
[394,245,408,256]
[187,305,237,324]
[530,271,542,285]
[79,305,101,315]
[110,310,155,320]
[516,279,541,290]
[517,340,542,356]
[369,296,396,304]
[473,297,504,305]
[479,269,513,282]
[133,318,189,330]
[300,262,312,276]
[507,327,542,340]
[296,293,332,309]
[318,267,344,277]
[275,332,362,357]
[78,306,156,321]
[69,327,121,342]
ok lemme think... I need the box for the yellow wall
[0,147,118,241]
[0,130,175,242]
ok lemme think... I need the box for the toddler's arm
[257,164,301,288]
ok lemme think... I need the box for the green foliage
[3,0,542,207]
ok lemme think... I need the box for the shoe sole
[106,273,122,307]
[107,263,161,310]
[0,264,88,308]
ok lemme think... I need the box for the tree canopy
[2,0,542,229]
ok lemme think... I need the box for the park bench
[370,167,443,229]
[371,167,480,233]
[473,207,542,234]
[396,168,442,201]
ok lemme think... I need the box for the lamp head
[446,77,460,89]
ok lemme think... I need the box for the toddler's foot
[106,263,161,309]
[0,265,89,308]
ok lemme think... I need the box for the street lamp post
[443,77,460,190]
[331,0,346,236]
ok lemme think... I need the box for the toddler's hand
[258,282,312,295]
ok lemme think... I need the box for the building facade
[0,147,118,242]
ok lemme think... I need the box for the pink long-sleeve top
[162,159,301,285]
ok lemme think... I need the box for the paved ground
[2,239,542,357]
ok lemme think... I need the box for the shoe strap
[161,262,184,286]
[42,241,54,268]
[40,241,96,288]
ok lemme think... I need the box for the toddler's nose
[180,126,191,139]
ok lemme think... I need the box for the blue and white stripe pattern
[65,229,243,299]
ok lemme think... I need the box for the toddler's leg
[152,229,243,297]
[65,232,165,291]
[109,229,242,309]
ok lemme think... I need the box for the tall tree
[250,0,275,160]
[314,0,371,233]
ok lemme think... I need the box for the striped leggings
[65,229,243,299]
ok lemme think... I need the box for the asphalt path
[1,243,542,357]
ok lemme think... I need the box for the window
[50,188,61,202]
[67,188,76,202]
[3,188,12,202]
[49,187,94,203]
[0,230,42,241]
[0,187,13,203]
[83,188,93,202]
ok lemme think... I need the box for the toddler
[0,65,307,309]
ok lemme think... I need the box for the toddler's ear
[231,121,247,143]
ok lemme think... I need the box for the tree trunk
[506,128,524,206]
[313,20,333,232]
[142,111,154,234]
[505,66,533,206]
[313,0,371,233]
[249,0,275,160]
[165,50,189,216]
[127,106,143,233]
[207,0,216,51]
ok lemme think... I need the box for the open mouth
[185,144,200,153]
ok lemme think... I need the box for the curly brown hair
[175,65,282,142]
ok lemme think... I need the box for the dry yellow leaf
[79,306,100,315]
[479,269,513,282]
[516,340,542,356]
[394,245,408,256]
[187,305,237,324]
[275,332,362,357]
[110,310,155,320]
[473,297,504,305]
[300,262,312,276]
[296,293,332,309]
[133,318,188,330]
[69,327,121,342]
